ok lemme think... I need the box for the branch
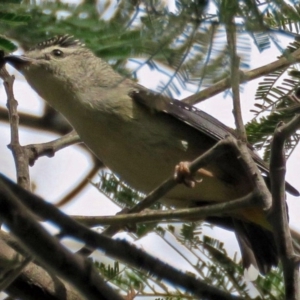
[0,67,100,208]
[0,232,83,300]
[72,191,258,227]
[182,45,300,105]
[225,19,271,211]
[269,114,300,300]
[0,66,30,190]
[0,173,243,300]
[0,178,124,300]
[225,20,246,140]
[0,64,36,292]
[25,130,81,166]
[101,137,240,237]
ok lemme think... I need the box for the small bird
[4,35,299,275]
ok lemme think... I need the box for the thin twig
[225,19,271,211]
[72,191,258,227]
[225,20,246,141]
[25,130,81,166]
[0,67,30,190]
[55,158,103,207]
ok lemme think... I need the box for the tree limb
[0,173,243,300]
[269,115,300,300]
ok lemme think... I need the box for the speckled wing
[129,87,299,196]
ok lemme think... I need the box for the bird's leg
[174,161,203,188]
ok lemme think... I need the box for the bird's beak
[4,55,33,71]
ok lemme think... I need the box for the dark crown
[30,35,85,51]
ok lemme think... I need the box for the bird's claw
[174,161,201,188]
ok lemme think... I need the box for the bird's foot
[174,161,202,188]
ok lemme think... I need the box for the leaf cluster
[1,0,300,98]
[0,1,30,52]
[246,39,300,161]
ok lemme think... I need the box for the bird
[4,35,299,275]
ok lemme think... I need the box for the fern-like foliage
[263,1,300,34]
[0,2,31,51]
[1,0,300,98]
[247,99,300,161]
[247,39,300,161]
[0,0,296,101]
[0,0,251,98]
[93,172,160,237]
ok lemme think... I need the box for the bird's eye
[52,49,64,57]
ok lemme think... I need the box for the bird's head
[4,35,121,110]
[5,35,95,87]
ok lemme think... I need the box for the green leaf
[0,36,17,52]
[0,11,31,24]
[0,0,22,3]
